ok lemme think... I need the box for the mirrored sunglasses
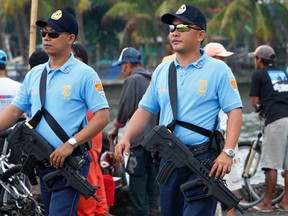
[40,30,61,38]
[169,24,201,33]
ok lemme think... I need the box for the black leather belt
[188,142,210,156]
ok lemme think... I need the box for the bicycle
[0,128,44,215]
[238,123,284,210]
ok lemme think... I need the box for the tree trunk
[121,19,135,49]
[15,14,27,63]
[73,0,86,47]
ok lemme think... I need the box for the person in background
[72,42,109,216]
[71,42,89,64]
[0,49,24,162]
[115,5,242,216]
[28,50,49,70]
[249,45,288,212]
[0,49,22,113]
[108,47,160,216]
[0,9,109,215]
[204,42,234,63]
[204,42,242,216]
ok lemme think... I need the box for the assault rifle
[143,125,245,214]
[7,121,101,202]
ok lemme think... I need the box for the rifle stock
[143,125,245,214]
[7,121,101,202]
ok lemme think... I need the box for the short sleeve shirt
[139,50,242,146]
[12,54,109,148]
[0,78,21,112]
[249,67,288,125]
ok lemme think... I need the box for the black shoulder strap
[28,67,69,143]
[167,62,213,138]
[168,62,177,121]
[28,68,48,128]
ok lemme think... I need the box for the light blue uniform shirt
[12,54,109,148]
[139,49,242,146]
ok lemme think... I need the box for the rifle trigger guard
[43,170,69,191]
[180,178,211,202]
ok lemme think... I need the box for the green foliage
[207,0,288,44]
[0,0,287,71]
[82,2,125,63]
[103,2,139,19]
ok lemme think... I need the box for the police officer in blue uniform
[115,4,242,216]
[0,10,109,216]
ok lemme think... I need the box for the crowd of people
[0,3,287,216]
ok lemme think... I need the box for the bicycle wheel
[237,141,262,209]
[238,141,284,209]
[0,165,44,216]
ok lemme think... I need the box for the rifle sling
[29,67,70,143]
[167,62,216,138]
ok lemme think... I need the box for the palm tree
[207,0,288,47]
[103,0,169,66]
[1,0,30,62]
[73,0,92,47]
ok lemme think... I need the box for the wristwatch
[68,137,78,149]
[222,148,235,158]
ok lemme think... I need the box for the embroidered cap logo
[176,4,186,14]
[51,10,63,20]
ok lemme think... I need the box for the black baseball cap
[36,10,78,36]
[161,4,206,31]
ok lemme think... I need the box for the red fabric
[103,174,116,206]
[77,111,108,216]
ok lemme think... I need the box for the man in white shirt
[0,49,23,163]
[0,49,22,113]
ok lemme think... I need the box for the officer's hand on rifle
[114,139,130,164]
[209,152,232,179]
[50,142,74,168]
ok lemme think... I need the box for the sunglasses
[40,30,62,38]
[169,24,201,33]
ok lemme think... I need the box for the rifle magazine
[156,161,176,184]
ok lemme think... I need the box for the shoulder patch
[94,81,103,91]
[94,80,105,96]
[229,77,237,90]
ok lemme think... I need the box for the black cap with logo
[161,4,206,31]
[36,10,78,36]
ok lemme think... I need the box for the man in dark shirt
[108,47,159,216]
[249,45,288,212]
